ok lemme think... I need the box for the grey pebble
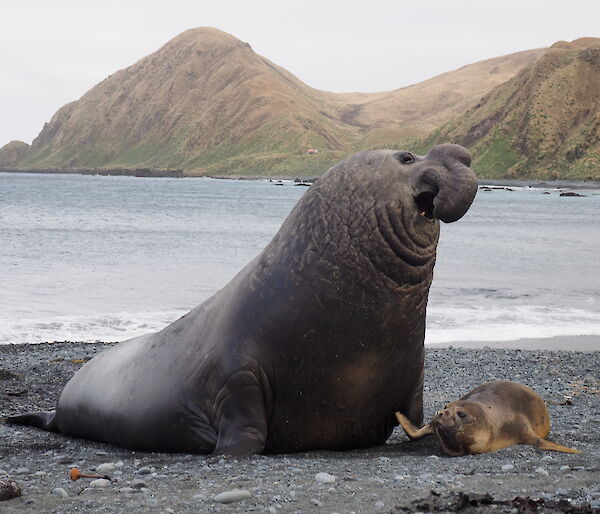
[89,478,111,488]
[311,498,323,507]
[535,468,550,477]
[119,487,134,493]
[315,472,336,484]
[375,500,385,509]
[130,479,148,489]
[214,489,252,504]
[95,462,116,474]
[135,466,152,475]
[501,464,514,472]
[51,487,68,498]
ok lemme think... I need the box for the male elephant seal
[395,381,580,455]
[8,144,478,456]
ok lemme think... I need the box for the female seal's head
[431,401,488,456]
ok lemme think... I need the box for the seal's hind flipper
[395,412,435,440]
[5,411,58,432]
[534,437,581,454]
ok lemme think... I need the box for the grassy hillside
[0,140,30,167]
[1,27,545,177]
[424,38,600,180]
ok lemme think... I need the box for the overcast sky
[1,0,598,147]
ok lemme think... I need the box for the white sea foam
[0,310,187,345]
[2,303,599,346]
[425,303,600,344]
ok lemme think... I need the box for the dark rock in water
[560,191,585,197]
[294,182,311,187]
[0,478,22,501]
[543,191,551,194]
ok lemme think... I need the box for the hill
[0,28,546,177]
[423,38,600,180]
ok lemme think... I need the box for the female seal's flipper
[5,411,58,432]
[531,435,581,454]
[395,412,435,440]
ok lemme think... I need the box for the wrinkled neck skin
[255,151,441,310]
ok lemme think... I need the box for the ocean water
[1,173,598,345]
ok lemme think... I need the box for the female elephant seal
[8,144,477,456]
[395,380,580,455]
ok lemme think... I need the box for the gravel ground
[1,341,599,513]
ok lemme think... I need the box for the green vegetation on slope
[422,40,600,180]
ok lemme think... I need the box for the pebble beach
[1,339,599,513]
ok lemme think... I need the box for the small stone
[501,464,514,472]
[560,465,570,471]
[135,466,152,475]
[51,487,68,498]
[115,461,124,468]
[375,500,385,509]
[541,455,554,461]
[165,509,175,513]
[90,478,111,488]
[131,479,148,489]
[535,468,550,477]
[315,472,336,484]
[34,471,46,476]
[14,467,29,475]
[213,489,252,504]
[96,462,116,474]
[56,456,73,465]
[95,450,109,456]
[556,488,568,496]
[378,456,390,462]
[119,487,134,493]
[311,498,323,507]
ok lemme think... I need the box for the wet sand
[436,334,600,352]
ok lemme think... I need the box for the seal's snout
[412,143,478,224]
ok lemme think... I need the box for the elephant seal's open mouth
[415,191,436,219]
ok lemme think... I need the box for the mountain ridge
[2,28,598,178]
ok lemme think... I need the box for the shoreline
[3,334,599,352]
[433,334,600,352]
[2,167,600,188]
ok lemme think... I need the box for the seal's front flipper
[5,411,58,432]
[395,411,434,440]
[533,436,581,454]
[211,370,268,457]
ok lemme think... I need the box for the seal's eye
[457,411,467,418]
[396,152,415,164]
